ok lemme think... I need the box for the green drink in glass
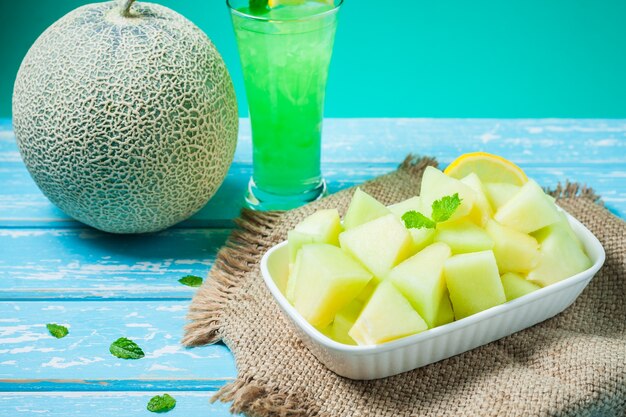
[228,0,342,210]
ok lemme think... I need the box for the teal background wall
[1,0,626,118]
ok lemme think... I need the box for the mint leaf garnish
[147,394,176,413]
[179,275,203,287]
[109,337,145,359]
[402,193,462,229]
[431,193,462,223]
[402,211,436,229]
[250,0,268,12]
[46,323,68,339]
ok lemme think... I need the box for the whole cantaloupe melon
[13,0,238,233]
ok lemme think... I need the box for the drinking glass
[228,0,342,210]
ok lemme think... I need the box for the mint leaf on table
[46,323,68,339]
[402,211,436,229]
[147,394,176,413]
[431,193,462,223]
[179,275,203,287]
[109,337,145,359]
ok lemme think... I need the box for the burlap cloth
[183,156,626,417]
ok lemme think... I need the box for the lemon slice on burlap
[444,152,528,186]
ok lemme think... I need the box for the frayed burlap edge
[183,209,282,347]
[182,155,601,417]
[545,181,603,205]
[182,207,325,416]
[212,377,323,417]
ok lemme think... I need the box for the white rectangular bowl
[260,212,605,380]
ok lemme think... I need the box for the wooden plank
[0,168,624,301]
[0,301,236,390]
[0,392,234,416]
[0,228,230,300]
[2,118,626,228]
[1,160,625,229]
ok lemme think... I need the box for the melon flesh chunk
[527,220,592,287]
[287,231,315,265]
[349,281,428,345]
[460,173,493,227]
[484,182,520,211]
[321,299,363,345]
[485,220,539,273]
[545,210,584,249]
[434,291,455,327]
[420,166,476,222]
[286,249,303,303]
[434,219,494,254]
[289,244,372,328]
[386,242,452,328]
[388,196,435,252]
[494,180,561,233]
[339,214,414,278]
[355,279,378,303]
[387,196,423,217]
[287,209,342,263]
[343,188,390,230]
[501,272,540,301]
[444,250,506,320]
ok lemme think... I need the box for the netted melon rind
[12,1,238,233]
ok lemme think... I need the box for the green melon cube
[388,196,436,252]
[501,272,541,301]
[348,281,428,345]
[444,250,506,320]
[290,244,372,328]
[460,173,493,227]
[485,220,540,273]
[484,182,521,211]
[420,166,476,222]
[434,219,494,254]
[494,180,561,233]
[386,242,452,328]
[434,291,455,327]
[339,214,414,278]
[527,220,592,287]
[536,210,583,249]
[288,209,342,263]
[343,188,390,230]
[355,279,378,303]
[286,249,303,303]
[321,299,363,345]
[387,196,423,217]
[287,231,314,265]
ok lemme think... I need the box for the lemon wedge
[444,152,528,186]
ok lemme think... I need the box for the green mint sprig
[109,337,145,359]
[249,0,268,12]
[179,275,203,287]
[147,394,176,413]
[402,193,462,229]
[46,323,69,339]
[401,211,436,229]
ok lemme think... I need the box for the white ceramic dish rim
[260,210,606,356]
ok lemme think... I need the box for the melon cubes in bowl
[277,156,596,348]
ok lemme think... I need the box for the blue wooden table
[1,118,625,415]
